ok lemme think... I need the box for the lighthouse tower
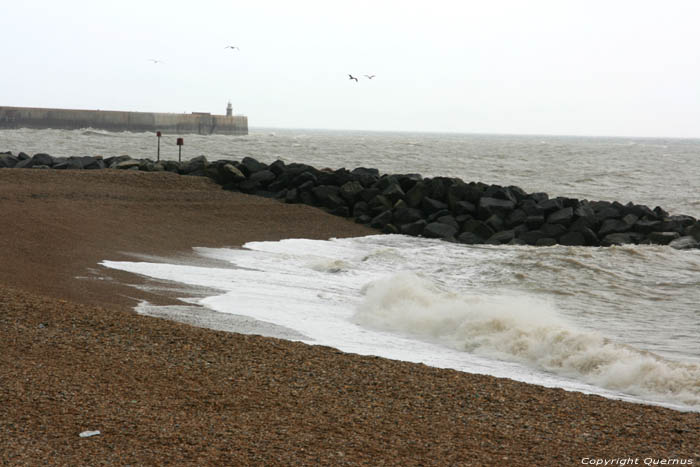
[226,101,233,117]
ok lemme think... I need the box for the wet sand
[1,169,697,465]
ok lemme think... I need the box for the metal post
[156,131,161,161]
[176,137,184,162]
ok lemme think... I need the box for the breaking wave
[353,272,700,407]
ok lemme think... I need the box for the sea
[3,127,699,412]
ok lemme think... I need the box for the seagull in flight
[364,74,376,79]
[348,74,358,82]
[148,58,164,64]
[225,45,240,50]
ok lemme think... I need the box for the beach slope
[1,170,697,465]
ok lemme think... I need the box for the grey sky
[2,0,700,137]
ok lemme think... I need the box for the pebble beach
[1,169,698,466]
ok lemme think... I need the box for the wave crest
[353,272,700,407]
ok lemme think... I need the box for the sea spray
[352,272,700,406]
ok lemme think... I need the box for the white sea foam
[101,235,700,411]
[354,272,700,407]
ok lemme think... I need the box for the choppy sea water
[3,127,699,411]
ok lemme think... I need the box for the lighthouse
[226,101,233,117]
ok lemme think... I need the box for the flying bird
[225,45,240,50]
[364,74,376,79]
[348,74,358,82]
[148,58,164,64]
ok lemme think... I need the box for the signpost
[177,137,184,162]
[156,131,162,161]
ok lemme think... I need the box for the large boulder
[547,207,574,226]
[669,236,700,250]
[478,197,515,219]
[30,153,55,167]
[423,222,458,239]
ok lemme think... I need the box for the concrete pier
[0,105,248,135]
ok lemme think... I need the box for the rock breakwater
[2,151,699,249]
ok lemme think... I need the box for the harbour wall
[0,106,248,135]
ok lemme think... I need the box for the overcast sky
[2,1,700,137]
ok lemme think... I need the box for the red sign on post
[176,137,184,146]
[156,131,162,137]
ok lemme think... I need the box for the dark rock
[422,197,448,215]
[505,209,527,229]
[383,224,399,234]
[487,230,515,244]
[578,227,600,246]
[284,188,299,203]
[425,177,450,201]
[405,182,427,208]
[518,230,545,246]
[339,181,364,204]
[601,233,635,246]
[17,152,30,160]
[375,175,400,192]
[381,183,406,204]
[352,201,370,217]
[369,195,393,215]
[485,214,504,233]
[370,210,393,229]
[647,231,681,245]
[625,202,657,220]
[0,154,19,168]
[250,169,276,186]
[540,223,567,239]
[181,156,208,174]
[14,158,33,169]
[483,185,518,204]
[436,215,459,230]
[454,200,477,216]
[525,215,545,229]
[351,167,380,187]
[427,209,450,223]
[654,206,669,218]
[359,187,380,203]
[83,157,105,170]
[621,214,639,227]
[537,198,564,216]
[291,171,318,188]
[400,220,428,236]
[530,192,549,203]
[115,160,142,170]
[574,203,596,219]
[559,231,586,246]
[461,219,495,240]
[547,207,574,226]
[669,236,700,250]
[423,222,458,239]
[31,153,54,167]
[238,179,261,194]
[599,218,632,236]
[396,174,422,192]
[219,163,246,184]
[355,214,372,224]
[393,207,424,225]
[661,215,696,233]
[241,156,267,174]
[312,185,346,210]
[520,199,545,217]
[478,197,515,218]
[595,206,622,223]
[535,238,557,246]
[268,159,286,176]
[456,232,485,244]
[687,222,700,241]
